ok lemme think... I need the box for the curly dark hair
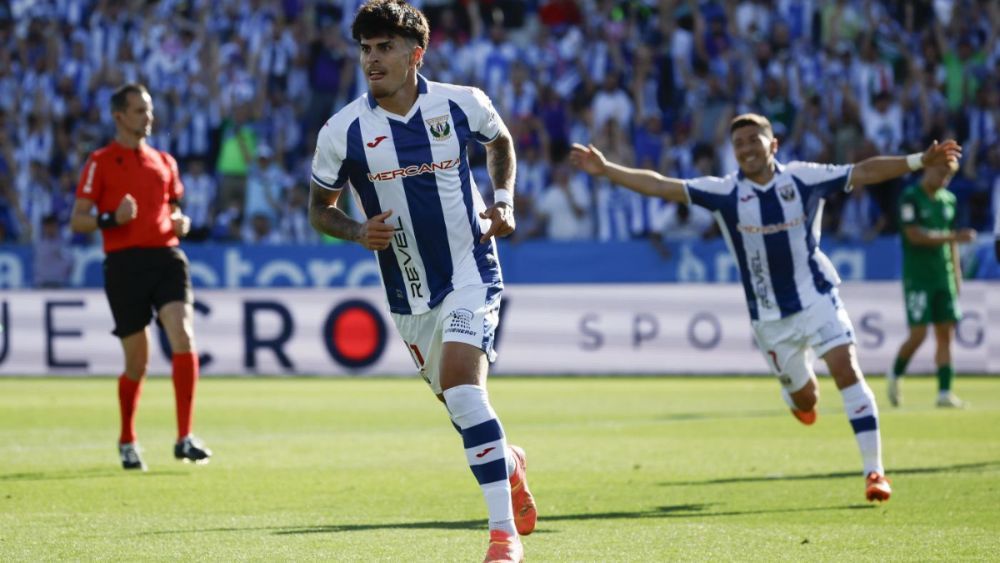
[351,0,429,50]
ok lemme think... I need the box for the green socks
[937,364,954,392]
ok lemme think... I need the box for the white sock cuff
[840,381,878,416]
[443,384,495,428]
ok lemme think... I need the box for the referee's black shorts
[103,246,193,338]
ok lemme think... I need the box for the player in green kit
[887,160,976,408]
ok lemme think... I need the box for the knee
[166,326,194,354]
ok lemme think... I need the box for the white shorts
[751,290,856,392]
[391,284,502,394]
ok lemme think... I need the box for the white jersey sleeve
[464,87,503,144]
[684,174,735,211]
[311,117,349,191]
[785,161,854,197]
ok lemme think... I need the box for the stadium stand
[0,0,997,258]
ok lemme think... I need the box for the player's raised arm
[479,125,516,242]
[850,139,962,187]
[308,181,394,251]
[569,143,688,203]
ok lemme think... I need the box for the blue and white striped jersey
[312,75,504,315]
[685,161,854,321]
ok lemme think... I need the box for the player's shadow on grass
[658,460,1000,487]
[269,503,872,536]
[657,409,782,421]
[0,468,192,481]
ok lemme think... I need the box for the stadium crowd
[0,0,997,253]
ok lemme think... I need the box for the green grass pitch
[1,376,998,561]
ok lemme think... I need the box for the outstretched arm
[308,181,393,250]
[850,140,962,187]
[569,143,688,203]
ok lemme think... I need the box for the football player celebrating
[308,2,534,561]
[571,112,962,502]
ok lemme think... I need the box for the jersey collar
[366,73,429,110]
[737,160,785,190]
[109,140,154,156]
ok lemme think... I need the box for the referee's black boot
[119,442,147,471]
[174,435,212,463]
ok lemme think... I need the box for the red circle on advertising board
[332,307,380,361]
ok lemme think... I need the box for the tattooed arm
[309,181,393,251]
[479,126,517,242]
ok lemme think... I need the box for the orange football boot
[483,529,524,563]
[865,472,892,502]
[508,445,537,535]
[790,408,817,425]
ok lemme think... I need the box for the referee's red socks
[172,352,199,440]
[118,374,142,444]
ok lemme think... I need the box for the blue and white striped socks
[443,384,515,535]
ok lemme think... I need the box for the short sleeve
[163,152,184,200]
[466,87,503,144]
[786,161,854,197]
[75,155,102,201]
[311,122,348,191]
[684,175,733,212]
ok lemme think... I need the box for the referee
[70,83,212,470]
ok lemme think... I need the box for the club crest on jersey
[778,184,796,202]
[426,116,452,141]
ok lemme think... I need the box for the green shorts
[903,285,961,326]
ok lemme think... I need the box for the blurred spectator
[533,162,593,241]
[215,102,256,214]
[649,200,715,260]
[244,212,284,245]
[837,184,886,242]
[862,91,904,155]
[305,25,353,135]
[33,214,72,287]
[0,175,27,242]
[591,71,633,134]
[279,184,318,244]
[180,158,217,242]
[243,144,290,233]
